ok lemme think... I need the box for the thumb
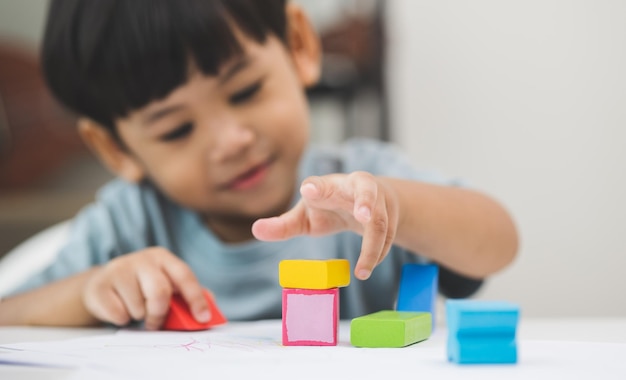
[252,201,308,241]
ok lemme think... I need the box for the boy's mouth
[225,159,272,191]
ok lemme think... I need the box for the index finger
[252,201,308,241]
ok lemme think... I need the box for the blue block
[446,300,520,364]
[448,337,517,364]
[396,264,438,321]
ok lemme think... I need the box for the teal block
[448,338,517,364]
[446,300,520,364]
[351,310,432,348]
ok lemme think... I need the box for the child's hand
[252,172,399,280]
[83,247,210,330]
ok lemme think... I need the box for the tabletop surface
[1,318,625,380]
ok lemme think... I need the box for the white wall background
[387,0,626,317]
[0,0,48,48]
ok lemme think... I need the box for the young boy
[0,0,518,329]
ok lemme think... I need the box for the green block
[350,310,432,348]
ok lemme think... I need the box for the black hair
[42,0,288,131]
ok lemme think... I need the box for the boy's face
[100,18,319,241]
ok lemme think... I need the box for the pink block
[282,288,339,346]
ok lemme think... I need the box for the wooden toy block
[350,310,432,348]
[163,289,227,331]
[396,264,438,321]
[446,299,519,364]
[449,339,517,364]
[279,259,350,290]
[282,288,339,346]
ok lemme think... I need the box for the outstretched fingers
[354,194,390,280]
[252,202,308,241]
[350,173,395,280]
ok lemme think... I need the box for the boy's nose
[209,121,255,163]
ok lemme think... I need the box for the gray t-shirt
[11,138,462,320]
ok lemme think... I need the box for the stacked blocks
[396,264,439,319]
[351,310,432,348]
[280,259,350,346]
[446,299,520,364]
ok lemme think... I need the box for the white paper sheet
[1,320,625,380]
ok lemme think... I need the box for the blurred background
[0,0,624,317]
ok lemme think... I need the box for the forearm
[382,177,519,278]
[0,268,102,326]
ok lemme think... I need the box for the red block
[163,289,227,331]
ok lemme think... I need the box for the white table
[1,318,625,380]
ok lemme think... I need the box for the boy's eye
[160,123,193,141]
[229,81,262,104]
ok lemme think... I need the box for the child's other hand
[83,247,210,330]
[252,172,399,280]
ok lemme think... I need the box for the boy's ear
[285,3,322,88]
[77,118,145,183]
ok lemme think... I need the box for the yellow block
[279,259,351,289]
